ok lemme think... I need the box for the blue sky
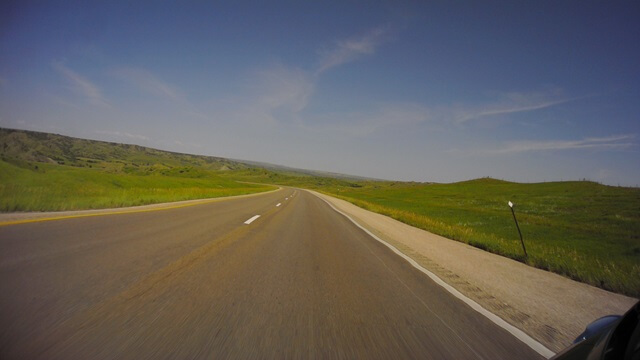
[1,1,639,185]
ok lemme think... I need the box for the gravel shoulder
[310,190,638,353]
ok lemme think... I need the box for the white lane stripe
[312,192,555,359]
[276,203,281,207]
[243,215,260,225]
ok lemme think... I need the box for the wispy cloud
[113,67,182,101]
[451,90,582,124]
[316,26,391,74]
[174,139,203,149]
[454,99,571,123]
[53,61,110,107]
[209,25,395,130]
[233,26,391,126]
[487,135,636,154]
[255,65,314,114]
[95,130,150,141]
[225,64,315,126]
[113,67,210,119]
[307,103,430,137]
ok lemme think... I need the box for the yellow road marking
[0,188,281,227]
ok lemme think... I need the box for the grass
[334,180,640,297]
[0,128,273,211]
[0,127,247,173]
[233,172,640,297]
[0,160,274,212]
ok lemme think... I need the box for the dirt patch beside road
[310,190,637,353]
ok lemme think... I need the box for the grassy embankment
[0,128,274,211]
[0,160,273,212]
[231,170,640,297]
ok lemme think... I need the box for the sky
[1,1,639,186]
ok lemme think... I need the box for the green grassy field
[326,179,639,295]
[0,160,274,212]
[0,128,274,211]
[230,171,640,297]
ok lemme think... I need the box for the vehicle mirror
[574,315,622,344]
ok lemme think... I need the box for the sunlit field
[0,160,274,212]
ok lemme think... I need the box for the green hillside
[0,128,273,211]
[0,128,246,174]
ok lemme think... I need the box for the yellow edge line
[0,187,282,227]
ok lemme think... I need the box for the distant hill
[232,159,383,181]
[0,128,371,180]
[0,128,247,173]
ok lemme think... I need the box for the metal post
[508,201,527,258]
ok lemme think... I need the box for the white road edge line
[312,191,556,359]
[276,203,281,207]
[243,215,261,225]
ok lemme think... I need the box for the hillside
[0,128,247,175]
[0,128,279,211]
[233,159,383,181]
[0,128,370,181]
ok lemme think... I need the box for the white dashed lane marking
[243,215,261,225]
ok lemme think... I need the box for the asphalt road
[0,188,544,359]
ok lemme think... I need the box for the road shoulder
[0,187,282,226]
[309,190,637,353]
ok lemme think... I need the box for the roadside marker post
[508,201,527,258]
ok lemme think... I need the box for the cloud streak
[455,99,571,123]
[219,65,315,127]
[113,67,182,101]
[95,130,150,141]
[316,26,390,74]
[113,67,211,119]
[255,65,314,115]
[233,26,391,127]
[307,103,430,137]
[452,91,582,124]
[487,135,636,154]
[53,61,110,107]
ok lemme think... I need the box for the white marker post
[508,201,527,258]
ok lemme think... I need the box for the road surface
[0,188,544,359]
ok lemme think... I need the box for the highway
[0,188,543,359]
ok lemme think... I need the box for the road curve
[0,188,543,359]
